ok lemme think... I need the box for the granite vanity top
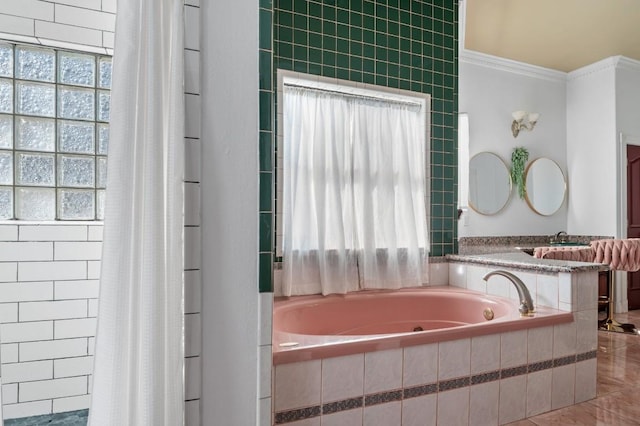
[457,235,612,255]
[447,251,608,273]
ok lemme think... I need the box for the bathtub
[272,286,573,365]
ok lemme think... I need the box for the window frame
[276,71,431,257]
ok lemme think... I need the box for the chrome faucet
[483,270,535,316]
[551,231,568,244]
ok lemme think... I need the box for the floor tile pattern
[4,410,87,426]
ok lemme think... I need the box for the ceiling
[463,0,640,72]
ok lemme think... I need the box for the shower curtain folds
[89,0,185,425]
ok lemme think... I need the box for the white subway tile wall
[0,0,113,51]
[0,0,202,422]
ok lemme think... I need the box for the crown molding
[460,49,567,83]
[461,50,640,83]
[615,56,640,73]
[565,56,640,81]
[566,56,620,81]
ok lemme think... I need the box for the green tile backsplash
[258,0,459,292]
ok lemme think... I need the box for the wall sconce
[511,111,539,138]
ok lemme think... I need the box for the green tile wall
[258,0,458,292]
[259,0,274,293]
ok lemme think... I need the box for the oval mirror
[468,152,512,215]
[524,158,566,216]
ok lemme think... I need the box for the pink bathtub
[273,286,573,364]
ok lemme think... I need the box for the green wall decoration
[511,146,529,200]
[258,0,459,292]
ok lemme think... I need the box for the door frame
[616,133,640,312]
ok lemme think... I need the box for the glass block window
[0,42,111,220]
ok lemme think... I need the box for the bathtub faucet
[482,270,535,316]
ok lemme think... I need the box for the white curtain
[282,87,429,296]
[89,0,185,425]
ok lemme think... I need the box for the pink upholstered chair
[533,246,595,262]
[590,239,640,333]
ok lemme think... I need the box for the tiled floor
[4,409,87,426]
[508,310,640,426]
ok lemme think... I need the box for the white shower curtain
[89,0,185,425]
[282,87,429,296]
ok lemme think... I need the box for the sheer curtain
[89,0,185,425]
[282,86,429,296]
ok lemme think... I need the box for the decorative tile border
[438,376,470,392]
[364,390,403,406]
[501,365,528,379]
[554,354,578,367]
[273,350,597,424]
[274,406,321,424]
[323,397,363,414]
[528,359,553,373]
[471,370,500,385]
[577,350,597,362]
[403,383,438,399]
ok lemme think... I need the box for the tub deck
[273,286,573,364]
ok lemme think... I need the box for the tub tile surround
[259,292,274,424]
[272,340,597,424]
[271,257,599,425]
[447,258,601,313]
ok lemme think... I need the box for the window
[457,112,469,213]
[281,76,430,295]
[0,42,112,220]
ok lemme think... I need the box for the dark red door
[627,145,640,310]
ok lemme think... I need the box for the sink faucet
[552,231,568,243]
[483,270,535,316]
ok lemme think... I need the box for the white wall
[201,1,261,426]
[614,58,640,241]
[615,59,640,138]
[0,0,203,422]
[461,53,640,240]
[459,51,568,237]
[566,60,617,236]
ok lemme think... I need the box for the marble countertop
[457,235,612,255]
[446,251,608,273]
